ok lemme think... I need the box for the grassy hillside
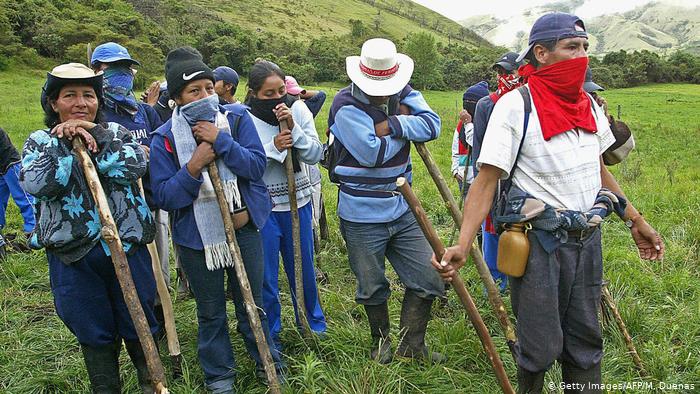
[1,62,699,392]
[190,0,487,48]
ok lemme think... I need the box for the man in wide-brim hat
[326,38,445,364]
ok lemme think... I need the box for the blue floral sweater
[20,122,155,264]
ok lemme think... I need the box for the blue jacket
[103,103,163,208]
[149,103,271,250]
[328,84,441,223]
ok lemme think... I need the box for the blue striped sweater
[328,84,441,223]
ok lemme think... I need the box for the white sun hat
[346,38,414,97]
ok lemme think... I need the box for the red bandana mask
[490,73,522,103]
[519,56,597,141]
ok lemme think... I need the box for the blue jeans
[48,244,158,346]
[339,210,444,305]
[177,223,281,391]
[0,162,35,232]
[303,91,326,118]
[262,202,327,350]
[482,222,507,291]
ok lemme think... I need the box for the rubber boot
[125,340,153,394]
[395,290,445,363]
[364,302,393,364]
[80,341,121,394]
[516,366,545,394]
[562,362,601,394]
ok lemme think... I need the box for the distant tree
[349,19,366,38]
[373,11,381,32]
[403,32,443,90]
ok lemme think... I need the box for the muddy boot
[80,341,121,394]
[364,302,393,364]
[395,290,445,363]
[176,268,191,299]
[125,340,153,394]
[516,366,545,394]
[562,362,601,394]
[0,233,6,262]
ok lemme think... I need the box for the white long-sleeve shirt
[451,122,474,182]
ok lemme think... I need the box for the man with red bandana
[434,13,664,393]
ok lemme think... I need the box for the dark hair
[43,88,104,128]
[244,59,285,105]
[526,39,557,68]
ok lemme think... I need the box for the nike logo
[183,71,205,80]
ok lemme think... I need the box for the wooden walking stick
[396,177,514,394]
[413,142,518,360]
[206,163,281,394]
[601,281,647,376]
[281,124,312,338]
[72,139,169,393]
[137,180,183,378]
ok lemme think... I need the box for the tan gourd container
[497,223,531,278]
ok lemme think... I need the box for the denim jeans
[177,223,282,391]
[262,202,327,351]
[339,210,444,305]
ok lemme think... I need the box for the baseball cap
[284,76,305,96]
[91,42,140,67]
[516,13,588,63]
[493,52,524,72]
[583,67,604,92]
[213,66,239,86]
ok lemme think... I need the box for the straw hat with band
[346,38,414,97]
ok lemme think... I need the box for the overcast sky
[413,0,700,21]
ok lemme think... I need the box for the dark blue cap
[213,66,239,86]
[493,52,524,72]
[463,81,489,102]
[516,12,587,62]
[90,42,140,67]
[584,67,604,92]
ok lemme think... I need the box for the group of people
[1,10,664,394]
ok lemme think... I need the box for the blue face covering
[103,66,139,116]
[179,94,220,126]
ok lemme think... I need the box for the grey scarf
[171,97,241,270]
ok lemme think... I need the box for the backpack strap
[508,86,531,181]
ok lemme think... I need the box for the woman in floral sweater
[20,63,157,394]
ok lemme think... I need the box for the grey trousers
[511,227,603,373]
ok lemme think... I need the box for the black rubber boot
[364,302,393,364]
[516,366,545,394]
[125,340,153,394]
[395,290,445,363]
[80,341,121,394]
[562,362,601,394]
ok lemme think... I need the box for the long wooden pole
[281,125,312,338]
[413,142,517,359]
[396,177,514,394]
[136,180,183,378]
[601,282,647,376]
[206,163,281,394]
[72,139,168,393]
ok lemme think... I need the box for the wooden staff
[206,163,281,393]
[72,139,169,393]
[396,178,514,394]
[413,142,517,359]
[281,124,312,337]
[136,180,182,378]
[601,282,647,376]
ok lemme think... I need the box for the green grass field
[1,66,698,393]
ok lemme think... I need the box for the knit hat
[463,81,489,102]
[165,47,215,97]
